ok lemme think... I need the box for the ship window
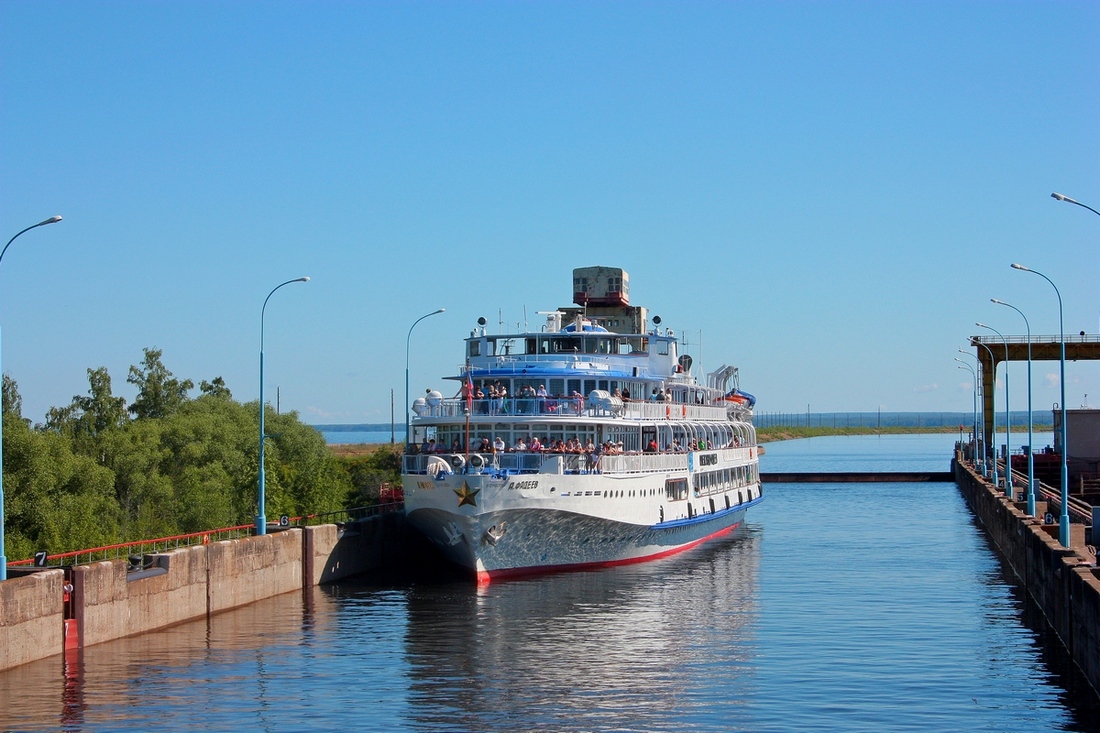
[549,379,564,397]
[583,337,598,354]
[551,337,579,353]
[583,380,596,395]
[665,478,688,501]
[468,340,481,357]
[657,340,669,356]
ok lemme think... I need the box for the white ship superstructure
[402,266,761,582]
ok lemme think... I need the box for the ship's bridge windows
[656,339,670,356]
[468,340,481,358]
[550,337,579,353]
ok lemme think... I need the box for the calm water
[1,434,1095,732]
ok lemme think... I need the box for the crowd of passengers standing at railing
[452,381,688,416]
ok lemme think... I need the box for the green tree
[127,347,194,420]
[258,406,351,521]
[340,447,402,506]
[42,367,128,458]
[199,376,232,400]
[2,373,23,419]
[2,412,119,560]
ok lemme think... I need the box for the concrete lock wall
[954,456,1100,696]
[206,530,303,614]
[303,513,408,586]
[72,543,211,649]
[0,569,64,669]
[0,517,406,671]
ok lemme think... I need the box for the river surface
[1,433,1096,732]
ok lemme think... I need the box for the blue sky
[2,1,1098,426]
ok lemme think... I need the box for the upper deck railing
[404,446,754,477]
[415,397,732,422]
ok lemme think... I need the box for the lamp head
[991,298,1004,305]
[296,276,310,283]
[1010,263,1029,272]
[976,322,988,329]
[41,215,62,225]
[1051,192,1066,201]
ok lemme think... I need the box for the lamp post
[977,323,1011,496]
[0,215,62,581]
[1051,192,1100,218]
[973,339,999,488]
[405,309,445,450]
[958,349,983,474]
[955,359,979,462]
[1012,263,1070,548]
[257,277,310,536]
[992,298,1036,516]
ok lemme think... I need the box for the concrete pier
[0,512,408,672]
[954,454,1100,696]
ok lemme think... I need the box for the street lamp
[955,358,979,462]
[1012,262,1070,547]
[972,339,999,488]
[958,349,983,474]
[1051,192,1100,218]
[257,277,310,536]
[0,215,63,581]
[992,298,1036,516]
[976,323,1011,496]
[405,309,445,450]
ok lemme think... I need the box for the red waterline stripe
[475,521,741,585]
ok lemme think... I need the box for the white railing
[599,452,687,474]
[413,397,729,422]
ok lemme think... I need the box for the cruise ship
[401,266,761,583]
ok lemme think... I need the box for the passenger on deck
[493,435,506,453]
[513,437,527,452]
[529,436,543,452]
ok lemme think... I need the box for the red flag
[465,366,474,413]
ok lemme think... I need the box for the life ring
[450,454,466,469]
[469,454,486,468]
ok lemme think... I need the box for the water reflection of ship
[402,528,761,732]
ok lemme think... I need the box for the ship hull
[403,471,759,582]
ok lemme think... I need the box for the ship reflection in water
[400,531,761,732]
[0,532,759,733]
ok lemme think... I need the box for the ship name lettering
[507,480,539,491]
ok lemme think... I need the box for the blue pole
[993,299,1035,516]
[956,360,978,462]
[1012,263,1070,547]
[257,277,309,536]
[975,340,999,489]
[0,215,62,581]
[404,309,445,453]
[977,323,1011,496]
[959,349,982,474]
